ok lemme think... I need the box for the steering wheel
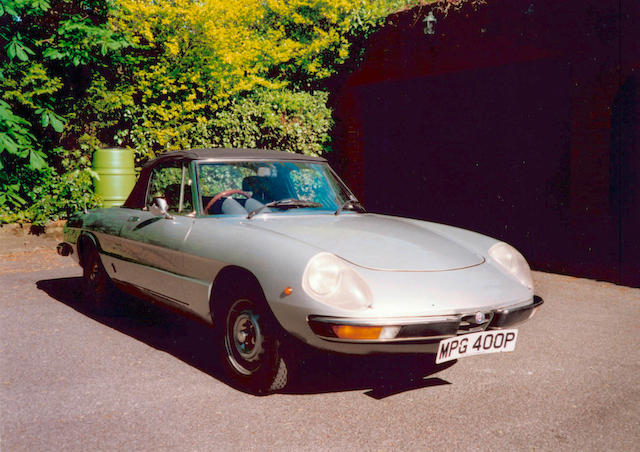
[204,189,252,214]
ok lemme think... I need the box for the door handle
[127,216,140,222]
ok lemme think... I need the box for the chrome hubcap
[234,313,260,360]
[225,300,265,375]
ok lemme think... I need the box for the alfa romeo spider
[58,148,543,393]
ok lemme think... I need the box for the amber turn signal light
[331,325,383,340]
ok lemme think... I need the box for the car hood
[245,214,484,271]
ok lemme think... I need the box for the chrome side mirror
[150,197,173,219]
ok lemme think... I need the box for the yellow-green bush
[111,0,409,160]
[1,0,416,223]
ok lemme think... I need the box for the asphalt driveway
[1,247,638,451]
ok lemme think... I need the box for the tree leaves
[211,89,333,156]
[5,35,35,62]
[0,100,38,158]
[43,15,130,67]
[0,134,19,155]
[0,0,116,219]
[29,149,47,169]
[48,113,63,133]
[114,0,403,158]
[35,108,65,132]
[0,0,408,222]
[0,0,51,17]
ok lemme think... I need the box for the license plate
[436,329,518,364]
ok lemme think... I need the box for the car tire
[218,293,289,395]
[82,245,114,313]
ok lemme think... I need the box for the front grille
[457,311,494,334]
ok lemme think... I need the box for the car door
[116,161,196,308]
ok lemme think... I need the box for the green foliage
[0,99,48,212]
[43,14,129,66]
[0,143,102,225]
[5,33,36,61]
[0,0,129,222]
[0,0,426,224]
[112,0,407,160]
[0,100,38,166]
[211,90,333,156]
[26,167,102,225]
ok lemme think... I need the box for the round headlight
[302,252,373,311]
[305,253,342,295]
[489,242,534,290]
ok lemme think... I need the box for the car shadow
[37,276,454,399]
[283,349,453,399]
[37,276,225,381]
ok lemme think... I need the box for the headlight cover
[302,252,373,311]
[488,242,534,290]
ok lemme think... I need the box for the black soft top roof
[123,148,326,209]
[145,148,326,165]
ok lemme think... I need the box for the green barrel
[92,148,136,208]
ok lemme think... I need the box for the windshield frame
[192,158,359,217]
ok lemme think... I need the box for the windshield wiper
[334,199,366,216]
[247,198,322,219]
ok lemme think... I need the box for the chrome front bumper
[488,295,544,328]
[307,296,544,350]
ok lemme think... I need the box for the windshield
[196,160,354,216]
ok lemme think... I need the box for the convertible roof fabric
[123,148,326,209]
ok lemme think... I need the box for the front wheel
[220,296,288,394]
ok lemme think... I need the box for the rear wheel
[219,294,288,394]
[82,245,113,312]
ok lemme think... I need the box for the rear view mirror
[150,197,173,219]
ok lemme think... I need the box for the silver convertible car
[58,148,543,393]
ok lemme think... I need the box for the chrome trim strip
[311,335,453,344]
[307,315,460,343]
[308,315,460,326]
